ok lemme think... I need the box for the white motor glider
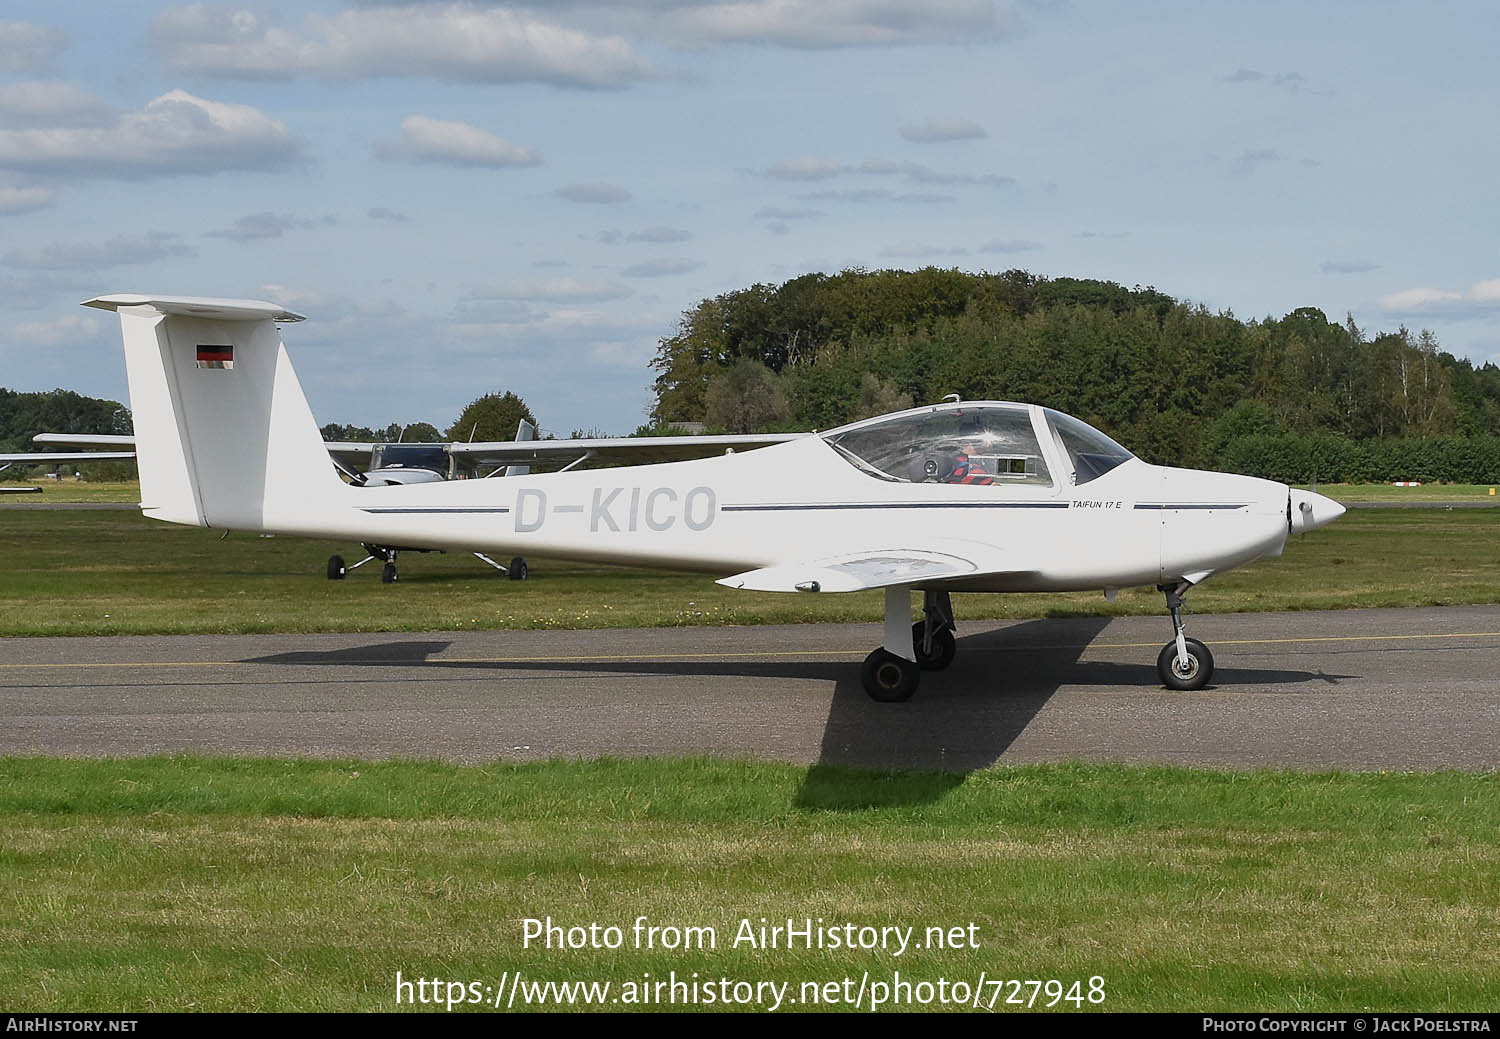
[84,293,1345,701]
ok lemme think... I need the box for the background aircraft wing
[32,434,136,447]
[37,432,374,464]
[450,432,810,469]
[36,431,806,470]
[718,547,1032,593]
[0,451,137,464]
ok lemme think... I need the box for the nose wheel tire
[910,621,956,671]
[1157,638,1214,691]
[326,555,346,580]
[508,557,528,581]
[861,648,920,702]
[381,562,398,584]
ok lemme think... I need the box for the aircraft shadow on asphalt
[244,616,1353,807]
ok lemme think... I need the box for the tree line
[648,267,1500,482]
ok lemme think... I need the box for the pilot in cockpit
[944,444,996,485]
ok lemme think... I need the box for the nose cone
[1290,489,1346,533]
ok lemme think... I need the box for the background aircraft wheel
[326,555,346,580]
[861,648,920,702]
[1157,638,1214,691]
[381,562,398,584]
[910,621,956,670]
[508,557,528,581]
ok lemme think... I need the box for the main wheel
[326,555,346,580]
[910,621,956,671]
[381,562,398,584]
[508,557,528,581]
[861,648,920,702]
[1157,637,1214,691]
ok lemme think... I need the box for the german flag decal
[196,345,233,369]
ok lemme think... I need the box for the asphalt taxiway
[3,605,1498,771]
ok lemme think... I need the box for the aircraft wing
[36,432,806,470]
[32,434,136,447]
[0,451,137,464]
[37,432,375,463]
[717,547,1032,593]
[449,432,810,469]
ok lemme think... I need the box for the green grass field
[1,757,1496,1012]
[1306,482,1500,503]
[1,506,1498,636]
[0,479,141,502]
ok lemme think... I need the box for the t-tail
[84,294,349,531]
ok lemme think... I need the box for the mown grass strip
[2,508,1499,636]
[0,757,1497,1012]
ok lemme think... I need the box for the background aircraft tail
[84,294,346,530]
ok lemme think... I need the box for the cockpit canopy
[370,443,449,475]
[821,404,1133,488]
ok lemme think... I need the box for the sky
[1,1,1497,436]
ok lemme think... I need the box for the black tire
[911,621,956,671]
[861,648,920,702]
[508,557,528,581]
[381,562,398,584]
[326,555,346,580]
[1157,637,1214,691]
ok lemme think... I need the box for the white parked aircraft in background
[84,292,1345,701]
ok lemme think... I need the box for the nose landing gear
[1156,582,1214,690]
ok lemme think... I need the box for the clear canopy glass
[1043,408,1133,484]
[823,405,1053,487]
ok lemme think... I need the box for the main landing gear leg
[911,589,956,671]
[1156,582,1213,690]
[861,586,921,702]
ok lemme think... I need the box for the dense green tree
[643,266,1499,480]
[703,359,790,433]
[444,391,536,443]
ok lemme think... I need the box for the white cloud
[764,156,1012,187]
[763,157,846,180]
[1379,279,1500,317]
[658,1,1018,49]
[4,231,196,271]
[151,3,653,89]
[204,212,337,243]
[622,257,702,277]
[0,90,303,181]
[881,241,968,258]
[753,206,820,220]
[556,182,631,203]
[801,188,955,204]
[469,276,634,303]
[0,81,117,129]
[979,238,1041,253]
[898,117,987,143]
[1233,149,1282,175]
[627,225,693,243]
[374,115,540,168]
[368,207,410,222]
[13,313,101,347]
[0,21,67,77]
[0,184,56,215]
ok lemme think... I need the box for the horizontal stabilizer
[718,548,1028,593]
[82,294,305,323]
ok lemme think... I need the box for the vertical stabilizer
[84,294,346,530]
